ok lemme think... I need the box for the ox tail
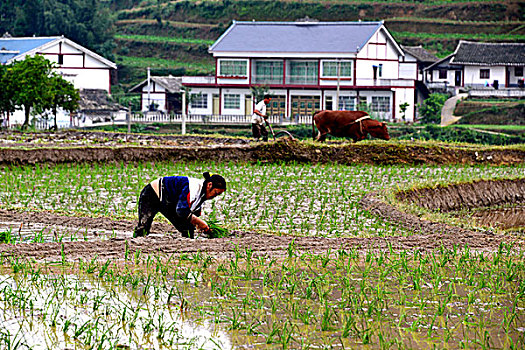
[312,110,320,140]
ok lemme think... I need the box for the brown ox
[312,110,390,142]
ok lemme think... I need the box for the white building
[0,35,117,126]
[180,20,417,122]
[424,41,525,96]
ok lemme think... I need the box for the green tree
[0,65,16,125]
[44,74,80,130]
[250,85,269,103]
[9,55,55,129]
[419,93,448,124]
[399,102,409,123]
[0,0,115,60]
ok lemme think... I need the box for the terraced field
[111,0,524,88]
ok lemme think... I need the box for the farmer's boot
[133,227,146,238]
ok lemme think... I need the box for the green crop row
[1,162,523,238]
[1,241,524,348]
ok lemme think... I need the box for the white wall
[187,88,217,115]
[40,41,112,92]
[393,87,415,122]
[464,66,506,87]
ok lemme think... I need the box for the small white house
[425,41,525,94]
[178,20,417,122]
[129,76,183,113]
[0,35,117,127]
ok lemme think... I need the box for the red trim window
[439,69,447,79]
[480,69,490,79]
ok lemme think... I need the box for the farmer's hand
[190,215,209,232]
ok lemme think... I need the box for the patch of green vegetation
[391,31,525,42]
[395,125,525,145]
[115,34,215,45]
[115,55,214,72]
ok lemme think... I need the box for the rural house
[129,75,183,114]
[0,34,117,127]
[424,41,525,97]
[177,20,417,122]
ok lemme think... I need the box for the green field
[1,160,524,348]
[2,162,524,237]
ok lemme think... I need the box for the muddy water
[468,206,525,230]
[0,270,232,349]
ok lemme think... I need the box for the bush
[418,93,449,124]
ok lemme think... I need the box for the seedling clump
[207,219,230,238]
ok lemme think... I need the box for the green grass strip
[115,34,214,45]
[115,55,214,71]
[392,31,525,42]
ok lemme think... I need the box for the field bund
[1,138,524,166]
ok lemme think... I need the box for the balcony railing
[355,78,414,87]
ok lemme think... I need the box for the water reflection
[462,206,525,230]
[0,271,231,349]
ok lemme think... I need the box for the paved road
[441,93,468,126]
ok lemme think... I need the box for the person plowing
[133,172,226,239]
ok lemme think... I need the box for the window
[224,94,240,109]
[439,69,447,79]
[253,60,283,84]
[219,60,247,77]
[515,67,523,77]
[287,61,318,85]
[338,96,356,110]
[322,61,352,78]
[58,54,64,65]
[480,69,490,79]
[371,96,391,112]
[190,93,207,109]
[378,64,383,77]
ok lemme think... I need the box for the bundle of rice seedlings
[207,219,230,238]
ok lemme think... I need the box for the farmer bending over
[134,172,226,238]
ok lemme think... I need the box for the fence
[6,113,314,131]
[127,113,313,126]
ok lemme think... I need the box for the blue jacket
[161,176,206,220]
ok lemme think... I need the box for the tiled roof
[0,37,58,64]
[79,89,121,111]
[210,21,384,54]
[451,41,525,66]
[401,45,438,63]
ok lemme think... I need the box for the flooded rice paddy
[1,161,524,348]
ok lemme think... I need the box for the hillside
[108,0,524,91]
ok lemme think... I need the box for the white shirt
[251,100,267,124]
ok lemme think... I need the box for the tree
[43,74,80,130]
[399,102,409,123]
[419,93,448,124]
[250,85,269,103]
[9,55,55,129]
[0,65,16,125]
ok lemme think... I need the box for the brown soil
[0,206,518,262]
[396,178,525,212]
[0,131,524,166]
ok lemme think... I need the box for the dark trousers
[134,184,195,238]
[252,123,268,141]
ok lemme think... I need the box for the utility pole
[181,90,186,135]
[147,67,151,111]
[336,59,341,110]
